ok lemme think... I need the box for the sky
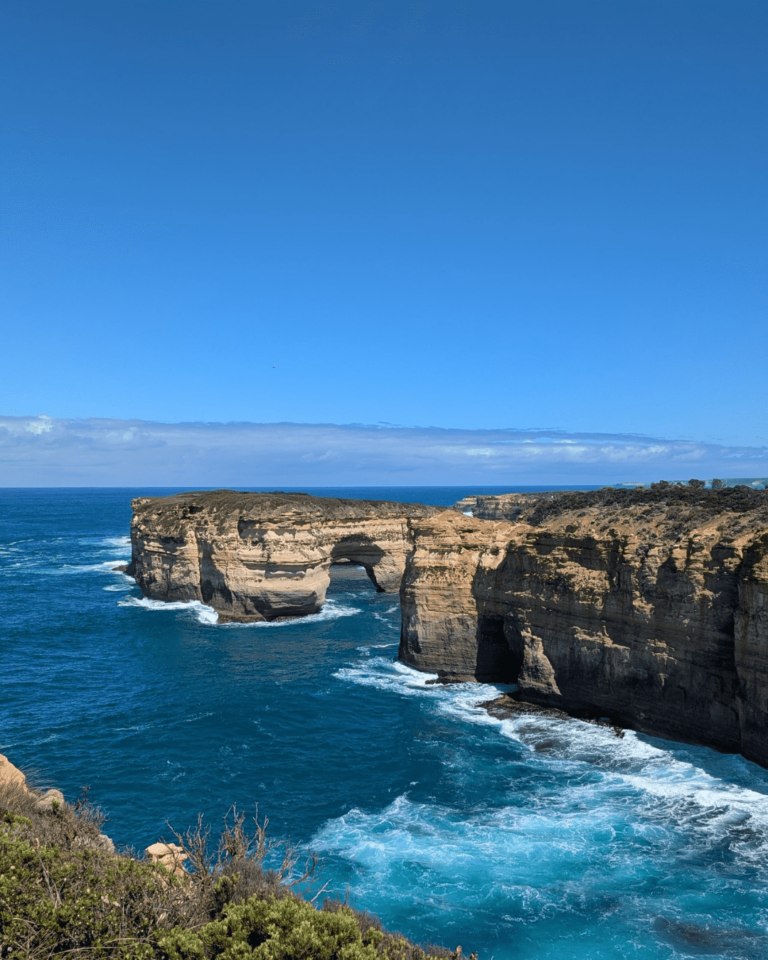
[1,1,766,485]
[2,415,767,487]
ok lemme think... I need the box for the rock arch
[129,491,439,622]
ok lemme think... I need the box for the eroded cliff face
[130,486,768,765]
[400,487,768,766]
[129,491,438,621]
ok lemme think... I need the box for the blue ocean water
[3,487,768,960]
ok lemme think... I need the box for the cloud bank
[1,415,767,487]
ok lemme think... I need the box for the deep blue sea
[3,487,768,960]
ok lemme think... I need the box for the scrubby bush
[0,785,455,960]
[524,482,768,528]
[0,778,107,853]
[0,813,180,958]
[167,806,322,928]
[161,895,454,960]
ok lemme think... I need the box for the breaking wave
[118,596,219,624]
[117,596,359,627]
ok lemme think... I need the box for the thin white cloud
[0,416,767,486]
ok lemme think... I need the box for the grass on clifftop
[0,780,456,960]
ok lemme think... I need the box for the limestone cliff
[400,486,768,766]
[129,486,768,766]
[128,490,438,621]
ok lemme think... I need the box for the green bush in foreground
[161,896,421,960]
[0,812,183,959]
[0,789,455,960]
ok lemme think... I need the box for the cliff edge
[401,485,768,765]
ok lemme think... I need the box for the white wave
[334,655,768,862]
[312,793,608,919]
[101,535,131,549]
[334,658,511,727]
[183,712,214,723]
[103,583,133,592]
[482,705,768,864]
[118,596,219,624]
[372,612,397,626]
[335,658,438,693]
[221,599,360,628]
[59,559,129,575]
[314,774,768,938]
[117,596,358,628]
[77,534,131,551]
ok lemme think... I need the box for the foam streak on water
[2,488,768,960]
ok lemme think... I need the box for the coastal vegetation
[0,773,455,960]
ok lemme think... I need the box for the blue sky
[1,1,766,483]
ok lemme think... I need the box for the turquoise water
[3,488,768,960]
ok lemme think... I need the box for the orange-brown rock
[0,754,27,790]
[129,491,439,621]
[400,486,768,767]
[145,841,187,877]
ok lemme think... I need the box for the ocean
[2,487,768,960]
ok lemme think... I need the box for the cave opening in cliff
[329,539,388,593]
[329,559,379,588]
[475,614,523,684]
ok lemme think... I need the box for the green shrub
[0,789,456,960]
[0,824,175,959]
[160,896,446,960]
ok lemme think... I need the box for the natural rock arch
[129,490,439,622]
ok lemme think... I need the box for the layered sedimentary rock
[129,486,768,765]
[128,491,438,621]
[400,486,768,766]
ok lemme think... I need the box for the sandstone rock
[401,486,768,767]
[0,753,27,790]
[128,485,768,768]
[146,841,187,876]
[129,491,439,621]
[97,833,116,854]
[34,788,65,812]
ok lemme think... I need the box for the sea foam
[118,596,219,624]
[117,595,359,628]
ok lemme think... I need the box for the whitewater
[2,488,768,960]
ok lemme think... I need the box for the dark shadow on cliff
[475,614,522,683]
[331,538,387,592]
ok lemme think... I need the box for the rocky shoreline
[0,752,460,960]
[127,486,768,768]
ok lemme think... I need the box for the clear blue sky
[1,0,766,448]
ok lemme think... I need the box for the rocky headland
[401,485,768,766]
[128,486,768,767]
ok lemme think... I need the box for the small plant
[165,806,324,927]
